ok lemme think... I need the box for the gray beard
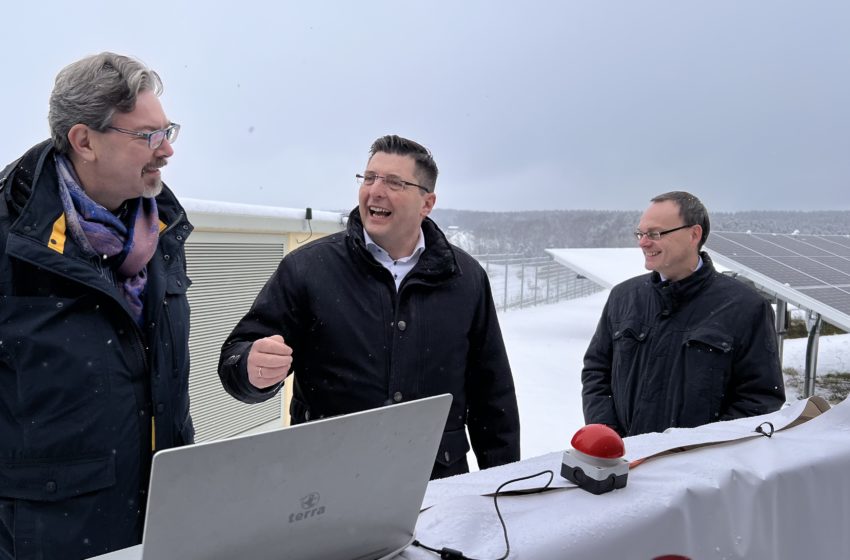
[143,180,163,199]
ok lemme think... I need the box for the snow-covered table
[91,398,850,559]
[401,397,850,560]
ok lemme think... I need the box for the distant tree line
[430,209,850,257]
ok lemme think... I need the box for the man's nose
[156,138,174,158]
[367,177,390,194]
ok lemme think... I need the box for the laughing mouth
[645,251,661,257]
[369,206,391,217]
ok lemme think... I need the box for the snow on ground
[499,292,607,459]
[494,289,847,462]
[783,334,850,375]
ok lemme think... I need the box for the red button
[571,424,625,459]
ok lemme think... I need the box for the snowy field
[499,292,606,460]
[496,290,847,461]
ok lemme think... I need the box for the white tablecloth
[401,398,850,560]
[91,398,850,559]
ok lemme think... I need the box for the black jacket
[220,209,520,479]
[0,141,194,560]
[582,253,785,436]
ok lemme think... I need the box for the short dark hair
[49,52,163,154]
[369,135,438,193]
[651,191,710,249]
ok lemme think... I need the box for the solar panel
[706,232,850,330]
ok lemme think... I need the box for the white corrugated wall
[185,237,285,441]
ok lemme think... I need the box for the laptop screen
[140,394,452,560]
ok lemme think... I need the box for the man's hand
[247,335,293,389]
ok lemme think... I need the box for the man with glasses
[0,52,192,559]
[581,191,785,436]
[220,134,520,479]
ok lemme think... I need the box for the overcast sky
[3,1,848,213]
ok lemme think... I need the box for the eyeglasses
[106,122,180,150]
[633,224,694,241]
[356,173,429,193]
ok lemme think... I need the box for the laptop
[138,393,452,560]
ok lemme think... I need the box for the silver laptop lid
[140,394,452,560]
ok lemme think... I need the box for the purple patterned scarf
[55,155,159,324]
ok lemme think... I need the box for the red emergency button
[570,424,625,459]
[561,424,629,494]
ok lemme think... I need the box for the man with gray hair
[0,52,192,559]
[582,191,785,436]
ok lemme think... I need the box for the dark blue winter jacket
[0,141,194,560]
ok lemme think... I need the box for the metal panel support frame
[804,311,822,398]
[775,299,787,366]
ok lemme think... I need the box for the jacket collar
[651,251,716,313]
[6,140,190,248]
[3,141,192,326]
[345,207,461,282]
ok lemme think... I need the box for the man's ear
[67,124,97,163]
[420,192,436,218]
[691,224,703,248]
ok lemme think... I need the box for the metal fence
[473,253,603,312]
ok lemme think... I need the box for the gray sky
[3,1,848,213]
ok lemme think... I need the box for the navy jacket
[582,253,786,436]
[220,209,520,479]
[0,141,194,560]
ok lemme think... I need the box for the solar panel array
[706,232,850,321]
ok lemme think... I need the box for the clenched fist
[247,335,293,389]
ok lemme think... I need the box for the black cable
[755,421,775,438]
[412,469,555,560]
[296,218,313,244]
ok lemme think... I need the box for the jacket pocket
[611,320,651,362]
[611,320,651,427]
[0,455,115,502]
[0,456,120,559]
[683,327,734,422]
[612,320,650,342]
[433,428,471,468]
[685,327,733,354]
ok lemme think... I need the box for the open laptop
[136,393,452,560]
